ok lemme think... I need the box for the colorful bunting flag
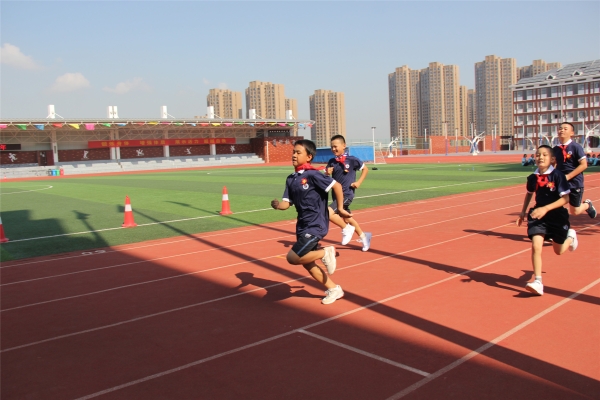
[278,123,286,127]
[224,123,233,126]
[68,124,80,129]
[200,123,209,126]
[211,123,221,126]
[34,124,45,130]
[287,123,294,126]
[0,124,7,129]
[52,123,64,127]
[235,122,244,125]
[101,123,112,127]
[174,122,183,126]
[116,123,126,126]
[299,124,305,128]
[85,124,95,130]
[187,123,196,126]
[249,123,255,127]
[16,124,27,130]
[147,121,159,125]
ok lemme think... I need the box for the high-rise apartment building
[518,59,563,81]
[458,85,468,138]
[245,81,286,119]
[475,55,517,137]
[206,89,243,119]
[467,89,477,134]
[309,89,346,148]
[388,62,463,143]
[285,98,298,119]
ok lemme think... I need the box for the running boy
[553,122,597,218]
[271,139,351,305]
[325,135,372,251]
[517,145,578,296]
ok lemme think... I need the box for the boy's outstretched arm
[271,198,290,210]
[351,165,369,189]
[331,182,352,218]
[517,193,533,227]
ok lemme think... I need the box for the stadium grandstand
[0,106,315,178]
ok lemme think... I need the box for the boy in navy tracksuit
[553,122,597,218]
[517,145,578,296]
[326,135,372,251]
[271,139,351,305]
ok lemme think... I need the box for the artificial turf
[0,162,532,261]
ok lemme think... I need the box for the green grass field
[0,163,532,261]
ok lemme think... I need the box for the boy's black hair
[294,139,317,159]
[537,144,553,152]
[560,122,575,131]
[330,134,346,144]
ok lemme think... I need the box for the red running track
[1,175,599,399]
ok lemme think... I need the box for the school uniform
[326,153,364,212]
[283,168,336,257]
[553,139,586,206]
[526,165,571,244]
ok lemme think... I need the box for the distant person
[592,154,599,166]
[325,135,372,251]
[552,122,596,218]
[521,154,529,166]
[589,153,598,166]
[527,154,535,166]
[516,145,578,296]
[271,139,351,305]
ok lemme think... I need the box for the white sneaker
[341,224,355,245]
[321,246,337,275]
[567,229,578,252]
[361,232,372,252]
[526,280,544,296]
[322,285,344,304]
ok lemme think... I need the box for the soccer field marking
[68,239,534,399]
[0,185,53,195]
[297,329,430,377]
[1,175,529,244]
[0,220,517,351]
[0,195,522,287]
[386,275,600,400]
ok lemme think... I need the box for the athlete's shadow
[461,269,536,295]
[234,272,322,302]
[463,229,529,243]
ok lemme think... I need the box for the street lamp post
[371,126,376,162]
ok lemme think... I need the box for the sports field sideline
[1,156,599,399]
[0,159,546,261]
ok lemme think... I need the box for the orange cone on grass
[220,186,233,215]
[122,195,138,228]
[0,216,9,243]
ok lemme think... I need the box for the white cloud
[202,78,210,85]
[103,77,151,94]
[49,72,91,92]
[0,43,41,70]
[218,82,228,89]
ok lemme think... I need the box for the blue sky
[1,1,598,142]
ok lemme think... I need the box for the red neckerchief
[295,163,325,173]
[335,152,349,173]
[536,174,549,189]
[559,145,569,161]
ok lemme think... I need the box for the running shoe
[321,246,337,275]
[341,224,355,245]
[526,280,544,296]
[567,229,578,251]
[361,232,372,252]
[322,285,344,305]
[584,199,597,219]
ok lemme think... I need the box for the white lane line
[70,244,531,399]
[2,175,529,244]
[1,184,521,269]
[386,277,600,400]
[297,329,430,377]
[0,185,53,195]
[1,199,517,290]
[0,222,514,352]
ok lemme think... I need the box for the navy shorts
[291,233,321,257]
[527,207,570,244]
[569,187,583,207]
[329,197,353,213]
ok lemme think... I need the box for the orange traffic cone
[122,195,138,228]
[220,186,233,215]
[0,216,9,243]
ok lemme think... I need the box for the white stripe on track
[70,245,534,400]
[1,198,519,291]
[0,221,515,352]
[386,277,600,400]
